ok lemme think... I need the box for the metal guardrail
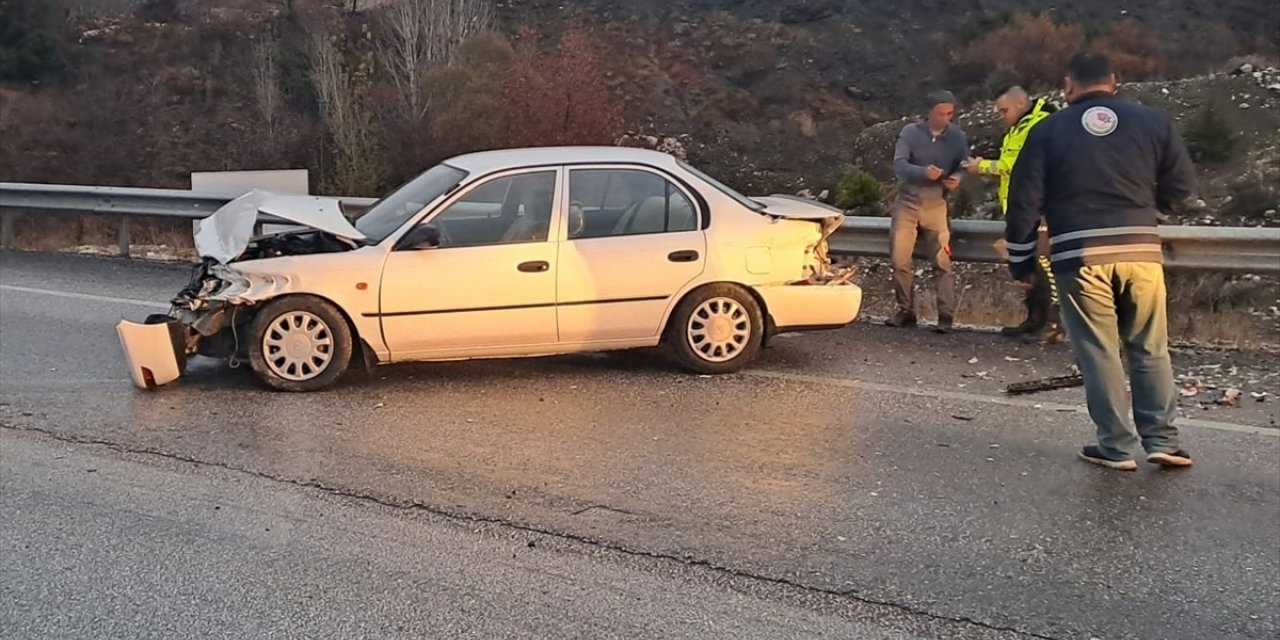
[0,182,376,256]
[831,216,1280,272]
[2,182,1278,272]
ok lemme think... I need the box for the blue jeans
[1056,262,1180,459]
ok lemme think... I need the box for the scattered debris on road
[1005,374,1086,395]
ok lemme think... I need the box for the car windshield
[354,164,469,241]
[677,159,765,212]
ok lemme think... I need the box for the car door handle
[668,250,699,263]
[518,260,550,273]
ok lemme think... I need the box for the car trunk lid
[753,194,846,244]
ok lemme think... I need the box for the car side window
[418,171,557,248]
[567,169,697,240]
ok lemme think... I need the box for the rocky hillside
[502,0,1278,193]
[1,0,1277,222]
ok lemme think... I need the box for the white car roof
[443,146,683,176]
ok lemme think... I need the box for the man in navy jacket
[1006,51,1197,470]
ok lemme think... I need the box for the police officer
[964,84,1059,340]
[1006,52,1197,471]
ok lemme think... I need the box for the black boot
[1001,316,1041,336]
[1002,276,1049,336]
[933,314,954,334]
[886,309,917,327]
[1001,306,1045,336]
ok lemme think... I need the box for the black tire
[665,283,764,374]
[248,295,354,392]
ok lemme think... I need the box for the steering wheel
[432,222,453,247]
[568,200,585,238]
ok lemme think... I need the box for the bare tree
[308,25,382,194]
[376,0,495,121]
[251,39,282,142]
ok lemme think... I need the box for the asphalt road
[2,250,1278,640]
[1,431,959,640]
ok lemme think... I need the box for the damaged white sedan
[117,147,862,392]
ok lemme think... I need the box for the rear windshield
[677,160,765,212]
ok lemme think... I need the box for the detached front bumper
[116,314,189,390]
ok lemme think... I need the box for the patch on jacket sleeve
[1081,106,1118,137]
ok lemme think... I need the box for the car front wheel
[248,295,353,392]
[666,283,763,374]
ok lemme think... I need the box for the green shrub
[1183,105,1239,163]
[834,167,886,214]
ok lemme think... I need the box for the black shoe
[1146,450,1193,468]
[1078,445,1137,471]
[885,310,917,327]
[1001,317,1044,337]
[933,315,954,334]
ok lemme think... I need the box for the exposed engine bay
[238,228,357,261]
[165,228,357,362]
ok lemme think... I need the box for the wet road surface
[2,431,964,640]
[2,251,1278,640]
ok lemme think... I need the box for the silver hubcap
[687,297,751,363]
[263,311,333,382]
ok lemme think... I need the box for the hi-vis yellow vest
[979,98,1056,216]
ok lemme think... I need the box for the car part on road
[115,314,189,390]
[1005,374,1085,395]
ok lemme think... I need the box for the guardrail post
[118,215,131,258]
[0,210,13,248]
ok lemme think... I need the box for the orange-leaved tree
[1093,19,1165,81]
[502,28,624,148]
[952,13,1085,90]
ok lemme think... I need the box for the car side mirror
[400,225,441,250]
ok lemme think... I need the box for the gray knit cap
[925,90,958,110]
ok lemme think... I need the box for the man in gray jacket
[887,90,969,332]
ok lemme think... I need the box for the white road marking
[743,369,1278,437]
[0,284,170,309]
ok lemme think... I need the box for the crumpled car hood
[194,189,367,264]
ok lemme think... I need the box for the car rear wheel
[248,295,353,392]
[666,283,763,374]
